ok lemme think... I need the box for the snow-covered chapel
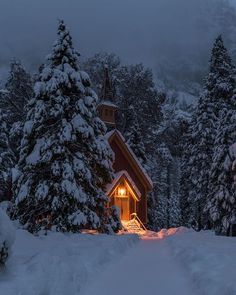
[97,67,153,228]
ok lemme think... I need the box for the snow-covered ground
[0,208,15,265]
[0,229,138,295]
[81,228,236,295]
[1,227,235,295]
[168,230,236,295]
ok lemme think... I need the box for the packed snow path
[81,239,198,295]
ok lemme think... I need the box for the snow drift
[0,229,138,295]
[0,208,15,265]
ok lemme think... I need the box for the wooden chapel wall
[109,139,147,224]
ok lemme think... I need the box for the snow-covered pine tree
[0,61,33,202]
[148,143,173,230]
[168,156,181,228]
[2,60,33,123]
[206,107,236,235]
[183,35,235,231]
[148,96,188,230]
[0,60,33,157]
[83,52,120,97]
[204,36,236,233]
[13,20,121,234]
[117,64,162,143]
[205,35,235,118]
[0,111,14,202]
[124,106,147,165]
[188,98,215,230]
[179,127,192,227]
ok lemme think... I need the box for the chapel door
[115,197,129,221]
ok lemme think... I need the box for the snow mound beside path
[0,208,15,265]
[0,229,139,295]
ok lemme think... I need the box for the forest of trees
[83,35,236,236]
[0,19,235,237]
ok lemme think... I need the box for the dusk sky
[0,0,235,74]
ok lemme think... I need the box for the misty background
[0,0,236,97]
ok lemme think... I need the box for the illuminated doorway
[115,196,130,221]
[107,171,141,221]
[109,177,139,221]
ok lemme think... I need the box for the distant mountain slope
[155,0,236,98]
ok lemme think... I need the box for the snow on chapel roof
[98,101,118,108]
[106,170,142,201]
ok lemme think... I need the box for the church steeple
[97,65,118,128]
[101,65,114,101]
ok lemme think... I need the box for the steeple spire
[97,65,118,129]
[102,65,114,101]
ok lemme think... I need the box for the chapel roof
[106,129,153,191]
[106,170,142,201]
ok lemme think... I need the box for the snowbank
[0,208,15,265]
[0,229,138,295]
[167,229,236,295]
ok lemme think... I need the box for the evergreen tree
[148,96,189,230]
[148,143,172,230]
[181,36,235,230]
[206,35,235,117]
[186,102,215,231]
[0,61,33,201]
[0,111,14,202]
[117,64,162,143]
[168,156,181,228]
[2,60,33,124]
[203,35,235,231]
[206,107,236,235]
[83,52,120,96]
[179,128,192,227]
[0,60,33,157]
[13,20,121,234]
[124,106,147,165]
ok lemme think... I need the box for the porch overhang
[106,170,141,201]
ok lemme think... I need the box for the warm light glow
[118,186,126,197]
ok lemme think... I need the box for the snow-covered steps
[121,213,147,233]
[122,219,144,232]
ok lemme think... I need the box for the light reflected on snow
[119,227,187,240]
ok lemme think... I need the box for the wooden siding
[110,138,148,224]
[97,105,116,126]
